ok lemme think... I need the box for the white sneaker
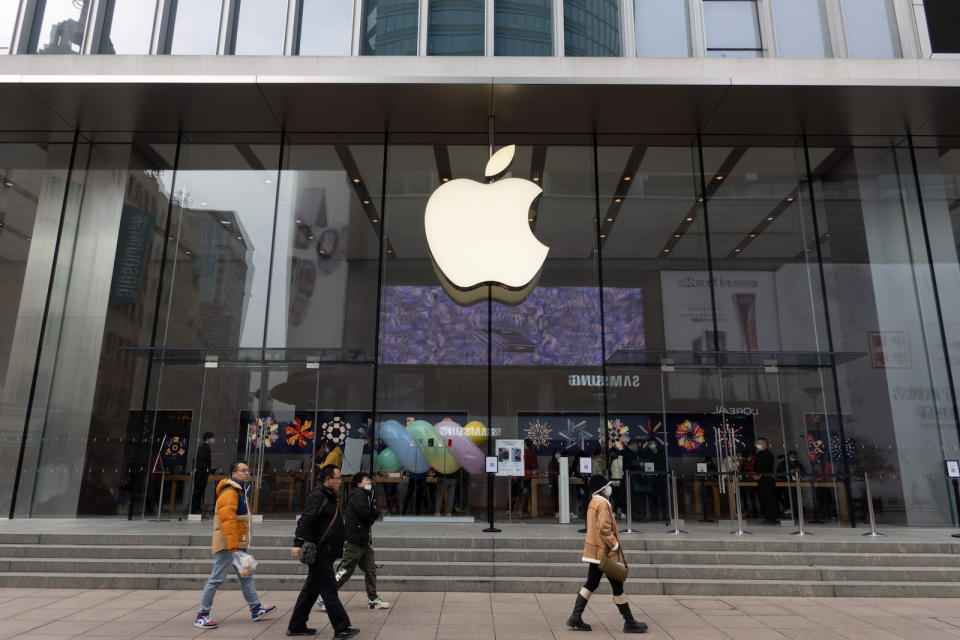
[570,512,580,519]
[316,598,326,612]
[368,596,390,610]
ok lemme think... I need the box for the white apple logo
[424,145,548,290]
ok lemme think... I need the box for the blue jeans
[199,550,259,613]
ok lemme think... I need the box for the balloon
[375,447,401,473]
[436,419,486,474]
[409,420,460,473]
[464,420,488,447]
[379,419,430,473]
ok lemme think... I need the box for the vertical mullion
[485,0,493,55]
[824,0,848,58]
[689,0,706,57]
[352,0,363,55]
[621,0,635,56]
[216,0,234,55]
[756,0,776,56]
[284,0,300,55]
[418,0,429,54]
[553,0,564,55]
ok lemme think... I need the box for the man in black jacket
[191,432,214,515]
[754,438,780,525]
[317,472,390,611]
[287,465,359,639]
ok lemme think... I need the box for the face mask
[649,445,657,451]
[756,444,764,452]
[209,439,215,445]
[602,485,612,497]
[789,457,797,462]
[363,484,373,492]
[555,454,561,460]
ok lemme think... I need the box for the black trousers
[289,550,351,634]
[583,561,624,595]
[191,472,209,514]
[402,477,426,515]
[758,477,779,522]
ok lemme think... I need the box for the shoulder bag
[299,501,340,565]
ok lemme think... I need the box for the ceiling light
[296,219,303,224]
[786,197,795,202]
[685,217,693,222]
[532,177,540,182]
[623,176,631,182]
[4,181,12,187]
[674,233,681,238]
[606,217,613,222]
[184,250,191,255]
[353,178,360,183]
[167,235,173,240]
[318,249,325,254]
[200,201,207,206]
[614,198,622,203]
[236,235,242,240]
[767,216,774,221]
[442,177,450,183]
[663,248,671,253]
[716,175,724,181]
[307,235,314,240]
[697,197,704,202]
[825,233,831,238]
[386,249,393,254]
[599,234,606,238]
[363,200,370,205]
[265,179,272,184]
[372,219,379,223]
[219,219,228,225]
[735,248,741,253]
[749,233,757,238]
[528,218,534,222]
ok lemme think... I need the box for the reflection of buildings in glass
[495,0,552,55]
[563,0,620,56]
[38,1,87,54]
[362,0,419,55]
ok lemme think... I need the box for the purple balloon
[435,419,486,474]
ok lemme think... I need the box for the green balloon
[376,447,401,473]
[407,419,460,473]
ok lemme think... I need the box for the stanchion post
[862,472,883,537]
[730,472,751,535]
[791,472,811,536]
[623,469,637,534]
[669,470,687,535]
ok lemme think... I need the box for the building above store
[2,55,960,137]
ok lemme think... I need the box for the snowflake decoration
[285,418,314,448]
[164,436,185,457]
[829,434,858,465]
[524,419,552,450]
[323,416,350,446]
[676,419,706,451]
[606,419,630,450]
[637,417,666,447]
[558,418,590,451]
[250,417,279,448]
[714,424,747,452]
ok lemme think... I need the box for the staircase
[2,531,960,596]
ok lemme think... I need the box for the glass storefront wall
[4,132,960,529]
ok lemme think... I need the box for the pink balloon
[435,419,486,474]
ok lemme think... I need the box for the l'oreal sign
[568,374,642,388]
[713,406,759,416]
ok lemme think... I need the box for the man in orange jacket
[195,460,276,630]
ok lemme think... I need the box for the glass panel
[299,0,354,55]
[772,0,831,58]
[634,0,690,57]
[812,142,951,524]
[841,0,901,58]
[376,140,489,519]
[0,0,21,53]
[564,0,620,56]
[0,142,74,516]
[495,0,551,56]
[703,0,761,55]
[32,0,88,53]
[428,0,484,55]
[361,0,419,55]
[100,0,157,54]
[233,0,288,55]
[168,0,222,54]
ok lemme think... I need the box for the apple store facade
[2,3,960,529]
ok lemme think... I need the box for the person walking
[288,464,359,639]
[566,473,648,634]
[194,460,276,630]
[191,432,214,515]
[317,472,390,612]
[754,438,780,525]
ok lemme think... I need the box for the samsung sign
[568,374,641,388]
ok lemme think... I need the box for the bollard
[862,473,884,537]
[730,472,751,535]
[623,469,637,534]
[669,471,687,535]
[791,472,812,536]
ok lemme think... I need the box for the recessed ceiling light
[786,197,795,202]
[735,248,741,253]
[236,235,242,240]
[4,181,12,187]
[697,197,704,202]
[606,218,613,222]
[265,179,272,184]
[442,177,450,183]
[219,219,228,225]
[296,219,303,224]
[363,200,370,205]
[599,234,606,238]
[716,175,724,181]
[185,250,191,255]
[614,198,622,203]
[353,178,360,183]
[200,201,207,206]
[685,217,693,222]
[386,249,393,254]
[308,235,314,240]
[167,235,173,240]
[674,233,681,238]
[532,177,540,182]
[825,233,831,238]
[749,233,757,238]
[372,219,379,223]
[767,216,774,221]
[623,176,631,182]
[663,248,671,253]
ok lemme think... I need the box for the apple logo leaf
[484,144,516,179]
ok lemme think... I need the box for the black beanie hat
[588,474,610,495]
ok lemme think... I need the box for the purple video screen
[378,286,644,365]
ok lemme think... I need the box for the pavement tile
[374,623,438,640]
[720,630,791,640]
[435,624,495,640]
[752,615,824,629]
[0,621,47,640]
[20,620,104,637]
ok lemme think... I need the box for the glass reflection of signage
[109,205,154,306]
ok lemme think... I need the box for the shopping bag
[232,550,258,577]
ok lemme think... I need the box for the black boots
[567,590,592,631]
[617,602,649,634]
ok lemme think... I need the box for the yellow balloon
[464,420,487,447]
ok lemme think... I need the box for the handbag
[599,539,629,582]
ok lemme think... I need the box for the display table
[530,476,582,518]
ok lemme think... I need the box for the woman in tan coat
[567,473,648,633]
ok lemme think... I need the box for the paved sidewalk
[2,588,960,640]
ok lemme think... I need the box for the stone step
[1,572,959,597]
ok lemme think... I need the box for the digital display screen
[378,286,644,365]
